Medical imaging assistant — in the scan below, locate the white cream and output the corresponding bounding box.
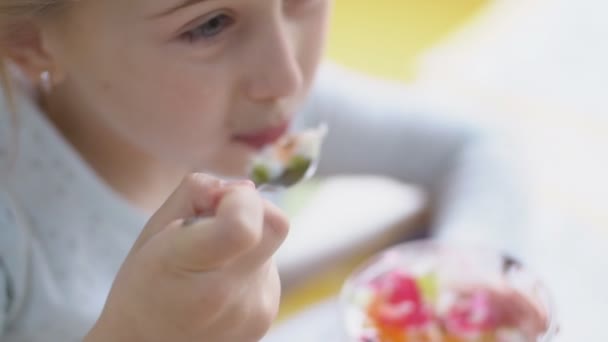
[294,123,329,159]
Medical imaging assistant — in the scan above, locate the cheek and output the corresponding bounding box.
[54,7,235,165]
[79,54,231,162]
[128,77,229,155]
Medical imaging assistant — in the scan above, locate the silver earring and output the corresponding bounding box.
[40,71,52,92]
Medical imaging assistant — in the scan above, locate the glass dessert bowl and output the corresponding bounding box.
[339,240,558,342]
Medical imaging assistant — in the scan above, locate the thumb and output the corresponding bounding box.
[166,184,264,270]
[133,173,224,251]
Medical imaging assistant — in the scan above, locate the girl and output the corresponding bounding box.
[0,0,526,341]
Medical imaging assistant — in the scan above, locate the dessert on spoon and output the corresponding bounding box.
[248,123,328,191]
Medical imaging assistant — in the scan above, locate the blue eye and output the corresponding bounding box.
[184,13,234,42]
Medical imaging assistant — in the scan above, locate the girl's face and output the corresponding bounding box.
[43,0,330,175]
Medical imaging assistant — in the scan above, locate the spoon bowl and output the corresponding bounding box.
[249,123,327,191]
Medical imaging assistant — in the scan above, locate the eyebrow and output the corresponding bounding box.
[151,0,215,18]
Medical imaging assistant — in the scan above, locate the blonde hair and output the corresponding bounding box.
[0,1,67,99]
[0,1,67,178]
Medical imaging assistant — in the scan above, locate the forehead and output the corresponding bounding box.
[73,0,257,23]
[65,0,185,19]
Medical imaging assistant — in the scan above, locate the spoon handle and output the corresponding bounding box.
[257,184,283,193]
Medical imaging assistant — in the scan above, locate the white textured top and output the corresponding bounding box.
[0,62,528,341]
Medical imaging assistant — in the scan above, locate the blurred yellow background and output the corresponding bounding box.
[326,0,489,81]
[275,2,608,339]
[279,0,490,320]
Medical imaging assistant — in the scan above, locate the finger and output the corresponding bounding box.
[232,200,290,272]
[134,173,225,250]
[169,185,265,270]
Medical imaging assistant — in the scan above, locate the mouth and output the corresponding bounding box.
[232,121,291,150]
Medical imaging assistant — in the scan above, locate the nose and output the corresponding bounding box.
[243,18,304,103]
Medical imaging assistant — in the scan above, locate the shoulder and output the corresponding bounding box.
[0,81,15,177]
[0,191,27,278]
[0,190,30,326]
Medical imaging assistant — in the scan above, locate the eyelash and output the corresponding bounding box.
[182,12,235,43]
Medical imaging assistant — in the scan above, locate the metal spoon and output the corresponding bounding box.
[249,123,327,192]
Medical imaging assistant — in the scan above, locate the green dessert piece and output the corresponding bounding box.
[250,164,271,187]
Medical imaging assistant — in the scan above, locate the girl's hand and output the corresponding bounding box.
[85,173,289,342]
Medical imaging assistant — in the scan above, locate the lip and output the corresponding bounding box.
[233,121,290,150]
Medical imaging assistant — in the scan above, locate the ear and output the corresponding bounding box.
[3,21,66,86]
